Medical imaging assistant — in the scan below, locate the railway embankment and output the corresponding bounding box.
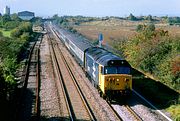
[70,22,180,120]
[0,21,42,121]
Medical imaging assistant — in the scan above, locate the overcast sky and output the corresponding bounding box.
[0,0,180,17]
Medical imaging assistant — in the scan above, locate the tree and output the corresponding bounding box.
[52,14,59,19]
[136,24,155,33]
[11,13,21,22]
[124,25,180,91]
[30,17,43,26]
[20,32,30,40]
[2,14,11,25]
[0,31,3,37]
[0,66,6,99]
[128,13,137,21]
[19,22,32,32]
[11,28,22,38]
[4,21,20,30]
[11,22,32,39]
[146,15,153,21]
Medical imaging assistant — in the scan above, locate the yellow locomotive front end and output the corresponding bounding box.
[98,63,132,100]
[100,74,132,97]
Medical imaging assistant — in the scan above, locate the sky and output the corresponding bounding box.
[0,0,180,17]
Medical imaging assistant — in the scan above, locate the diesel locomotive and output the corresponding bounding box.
[50,24,132,101]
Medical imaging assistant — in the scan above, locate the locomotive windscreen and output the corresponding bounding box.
[107,60,130,66]
[104,66,130,74]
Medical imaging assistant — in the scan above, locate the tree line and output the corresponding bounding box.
[122,24,180,91]
[0,14,35,100]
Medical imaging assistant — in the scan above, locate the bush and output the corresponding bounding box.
[0,31,3,36]
[123,27,180,92]
[0,20,33,101]
[2,57,17,85]
[20,32,30,41]
[4,21,20,30]
[11,28,22,38]
[136,24,144,32]
[11,22,32,39]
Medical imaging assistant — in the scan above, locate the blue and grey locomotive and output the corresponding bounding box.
[51,24,132,101]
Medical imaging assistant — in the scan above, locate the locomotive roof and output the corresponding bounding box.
[55,26,93,51]
[85,47,129,66]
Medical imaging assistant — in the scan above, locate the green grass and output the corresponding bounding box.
[167,104,180,121]
[0,29,11,37]
[132,68,180,120]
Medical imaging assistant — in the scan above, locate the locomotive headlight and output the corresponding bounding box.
[111,61,114,64]
[117,79,119,81]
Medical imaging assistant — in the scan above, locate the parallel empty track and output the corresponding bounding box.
[16,39,41,121]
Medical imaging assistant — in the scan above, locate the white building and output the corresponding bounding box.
[4,6,10,15]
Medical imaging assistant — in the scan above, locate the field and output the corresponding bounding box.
[73,19,180,46]
[74,19,137,45]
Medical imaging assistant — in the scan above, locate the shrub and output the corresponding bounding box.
[123,27,179,91]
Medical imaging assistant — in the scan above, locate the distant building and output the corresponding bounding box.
[18,11,35,20]
[4,6,10,15]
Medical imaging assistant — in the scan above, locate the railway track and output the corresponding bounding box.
[28,40,41,120]
[111,103,143,121]
[106,102,123,121]
[110,100,142,121]
[15,38,42,121]
[132,89,172,121]
[34,42,41,120]
[112,90,172,121]
[47,29,96,121]
[125,105,143,121]
[51,26,125,121]
[47,32,71,119]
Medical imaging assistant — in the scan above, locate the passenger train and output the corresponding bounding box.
[49,23,132,101]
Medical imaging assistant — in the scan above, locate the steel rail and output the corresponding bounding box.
[50,27,96,121]
[14,42,37,121]
[47,32,74,120]
[107,102,123,121]
[34,47,40,120]
[125,105,143,121]
[53,27,124,121]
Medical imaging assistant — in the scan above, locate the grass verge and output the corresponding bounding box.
[0,29,11,37]
[132,68,180,120]
[167,105,180,121]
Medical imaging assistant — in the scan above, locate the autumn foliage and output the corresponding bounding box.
[124,24,180,91]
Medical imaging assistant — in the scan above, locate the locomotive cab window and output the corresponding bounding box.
[105,67,117,74]
[104,66,130,74]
